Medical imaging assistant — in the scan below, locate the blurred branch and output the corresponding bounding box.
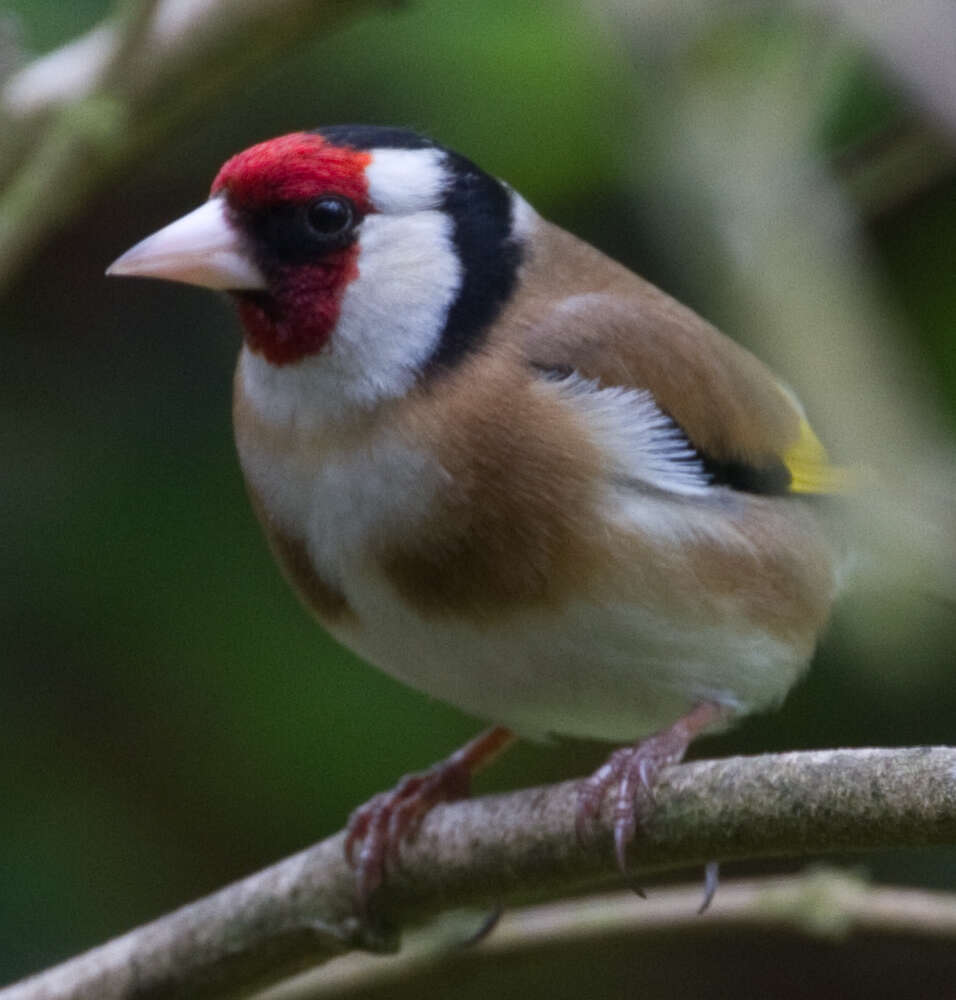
[260,870,956,999]
[99,0,167,91]
[0,13,25,84]
[813,0,956,139]
[0,0,383,292]
[835,119,956,221]
[2,747,955,1000]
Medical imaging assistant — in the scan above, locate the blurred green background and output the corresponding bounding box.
[1,0,954,991]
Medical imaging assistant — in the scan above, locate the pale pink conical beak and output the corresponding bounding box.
[106,197,267,291]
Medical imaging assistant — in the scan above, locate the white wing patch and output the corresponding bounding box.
[542,371,711,497]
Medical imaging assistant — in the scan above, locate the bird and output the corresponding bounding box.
[107,125,849,908]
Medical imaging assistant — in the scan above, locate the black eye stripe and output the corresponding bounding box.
[241,196,360,268]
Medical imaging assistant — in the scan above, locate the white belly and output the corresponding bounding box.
[326,569,804,743]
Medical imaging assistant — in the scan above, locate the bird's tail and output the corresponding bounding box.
[848,458,954,601]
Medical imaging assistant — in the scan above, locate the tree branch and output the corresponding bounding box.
[0,0,382,292]
[2,747,954,1000]
[261,871,956,1000]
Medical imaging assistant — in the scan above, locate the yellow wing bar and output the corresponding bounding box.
[783,417,853,495]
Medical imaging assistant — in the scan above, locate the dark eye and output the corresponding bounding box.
[306,196,354,237]
[243,195,359,266]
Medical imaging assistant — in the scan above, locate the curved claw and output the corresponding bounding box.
[575,702,724,887]
[457,906,504,949]
[343,727,516,912]
[697,861,720,914]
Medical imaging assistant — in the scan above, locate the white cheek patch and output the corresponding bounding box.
[365,148,449,214]
[330,210,462,402]
[240,209,462,428]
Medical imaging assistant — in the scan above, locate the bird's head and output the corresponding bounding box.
[109,127,526,391]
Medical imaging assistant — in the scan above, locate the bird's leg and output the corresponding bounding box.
[576,702,724,879]
[345,725,516,909]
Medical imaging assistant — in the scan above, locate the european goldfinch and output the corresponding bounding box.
[108,126,848,904]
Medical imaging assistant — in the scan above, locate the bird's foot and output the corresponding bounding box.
[575,702,723,886]
[344,726,515,911]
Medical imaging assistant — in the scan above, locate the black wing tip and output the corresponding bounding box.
[701,456,793,495]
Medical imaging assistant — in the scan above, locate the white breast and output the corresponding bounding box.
[236,350,449,593]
